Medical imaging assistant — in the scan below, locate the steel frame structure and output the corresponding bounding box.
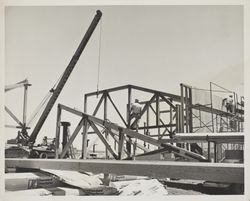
[54,103,208,162]
[5,79,31,142]
[54,84,244,163]
[84,84,183,156]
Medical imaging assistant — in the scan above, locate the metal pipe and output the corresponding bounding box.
[209,82,214,132]
[180,84,184,133]
[126,86,132,157]
[104,92,108,159]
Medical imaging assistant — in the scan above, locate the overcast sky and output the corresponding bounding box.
[5,5,243,149]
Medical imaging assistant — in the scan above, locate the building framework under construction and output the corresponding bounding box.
[4,9,245,195]
[54,83,244,163]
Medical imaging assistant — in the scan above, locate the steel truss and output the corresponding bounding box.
[55,104,208,162]
[55,84,244,163]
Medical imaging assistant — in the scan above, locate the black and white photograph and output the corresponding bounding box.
[1,2,248,199]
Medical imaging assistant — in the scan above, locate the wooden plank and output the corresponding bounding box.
[5,159,244,184]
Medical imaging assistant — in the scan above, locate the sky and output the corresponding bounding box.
[4,5,243,150]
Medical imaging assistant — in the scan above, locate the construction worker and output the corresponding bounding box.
[223,95,234,113]
[129,99,142,159]
[130,99,142,129]
[41,136,48,146]
[227,95,234,113]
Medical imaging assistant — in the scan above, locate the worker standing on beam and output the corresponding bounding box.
[130,99,142,130]
[222,95,234,113]
[130,99,142,160]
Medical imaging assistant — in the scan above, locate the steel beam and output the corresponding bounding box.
[5,159,244,184]
[85,84,181,102]
[159,94,176,110]
[89,121,118,159]
[108,129,149,153]
[126,86,132,157]
[60,118,84,158]
[131,94,156,128]
[55,105,62,158]
[57,104,207,162]
[81,120,88,159]
[131,85,181,102]
[159,133,244,144]
[5,106,23,127]
[107,93,127,127]
[138,124,176,130]
[85,85,130,97]
[192,104,243,121]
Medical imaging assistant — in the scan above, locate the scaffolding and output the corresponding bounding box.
[181,82,244,162]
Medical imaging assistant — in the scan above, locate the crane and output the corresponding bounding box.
[6,10,102,153]
[26,10,102,145]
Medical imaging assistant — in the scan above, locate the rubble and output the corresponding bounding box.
[112,179,168,196]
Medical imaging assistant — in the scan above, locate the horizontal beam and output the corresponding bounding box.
[85,84,181,102]
[6,159,244,184]
[130,85,181,102]
[159,133,244,144]
[85,85,130,97]
[192,104,244,121]
[137,124,176,130]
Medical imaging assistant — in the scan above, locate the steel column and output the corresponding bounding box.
[55,104,62,158]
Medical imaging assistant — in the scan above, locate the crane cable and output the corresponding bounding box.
[27,72,64,126]
[27,91,52,126]
[96,18,102,97]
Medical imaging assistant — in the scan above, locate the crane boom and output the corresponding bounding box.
[28,10,102,144]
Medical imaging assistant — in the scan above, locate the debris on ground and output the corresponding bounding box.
[6,187,87,196]
[111,179,168,196]
[41,169,118,195]
[5,172,60,191]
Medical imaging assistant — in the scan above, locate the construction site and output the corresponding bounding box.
[4,8,244,196]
